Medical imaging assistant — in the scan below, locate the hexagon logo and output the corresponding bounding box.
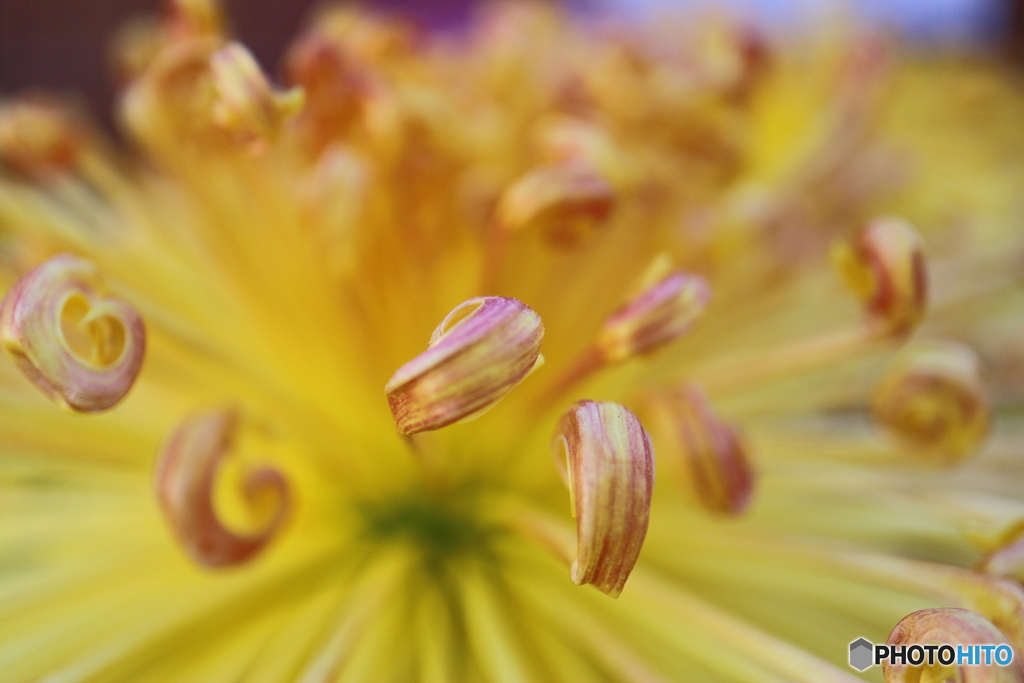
[849,637,874,671]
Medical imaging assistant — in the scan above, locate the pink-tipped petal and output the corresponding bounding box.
[497,160,616,248]
[834,217,927,336]
[386,297,544,435]
[651,384,754,515]
[0,254,146,412]
[209,42,305,151]
[554,400,654,597]
[885,608,1023,683]
[156,407,290,568]
[598,258,711,363]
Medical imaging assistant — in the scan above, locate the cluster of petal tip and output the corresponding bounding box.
[156,407,291,567]
[384,293,669,597]
[208,42,305,152]
[873,341,990,464]
[119,1,302,154]
[0,254,146,412]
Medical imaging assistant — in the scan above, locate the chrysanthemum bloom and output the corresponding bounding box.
[1,1,1024,681]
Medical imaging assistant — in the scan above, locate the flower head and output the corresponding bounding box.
[1,2,1023,681]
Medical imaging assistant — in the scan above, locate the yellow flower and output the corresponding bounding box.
[1,1,1023,681]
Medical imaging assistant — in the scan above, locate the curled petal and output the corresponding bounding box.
[209,42,305,152]
[497,161,616,248]
[0,254,146,412]
[938,571,1024,655]
[156,407,290,568]
[0,97,86,179]
[598,255,711,363]
[873,341,990,464]
[385,297,544,435]
[885,608,1023,683]
[650,384,754,515]
[554,401,654,597]
[833,217,927,336]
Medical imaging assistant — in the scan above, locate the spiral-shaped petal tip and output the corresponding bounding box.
[873,341,990,464]
[0,254,146,412]
[156,407,291,568]
[885,608,1023,683]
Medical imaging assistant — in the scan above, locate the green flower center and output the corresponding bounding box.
[360,488,500,570]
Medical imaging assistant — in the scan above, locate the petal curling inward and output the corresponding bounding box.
[833,217,927,336]
[156,407,291,568]
[497,161,616,248]
[554,401,654,598]
[0,254,146,412]
[651,384,754,515]
[209,42,305,151]
[884,608,1024,683]
[385,297,544,435]
[598,256,711,363]
[873,341,990,464]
